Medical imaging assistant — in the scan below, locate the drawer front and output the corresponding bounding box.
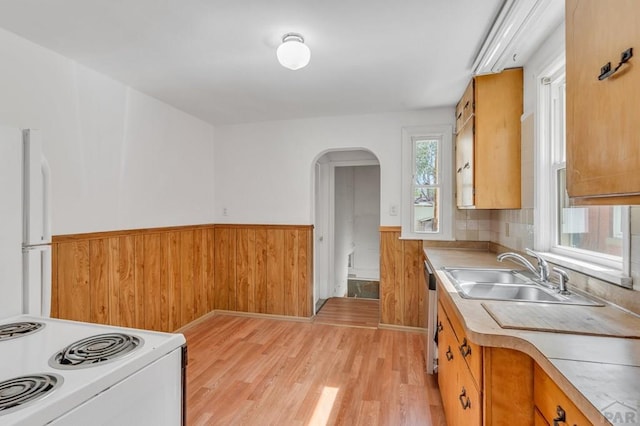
[534,364,590,425]
[438,292,483,387]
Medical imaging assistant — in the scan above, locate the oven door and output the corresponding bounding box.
[49,347,183,425]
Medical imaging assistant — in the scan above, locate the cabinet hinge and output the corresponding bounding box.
[541,77,551,85]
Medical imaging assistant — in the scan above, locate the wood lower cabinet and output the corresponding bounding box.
[566,0,640,204]
[437,300,482,426]
[436,289,593,426]
[437,286,540,426]
[534,364,590,426]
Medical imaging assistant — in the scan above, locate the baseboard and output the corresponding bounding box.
[212,310,313,323]
[175,310,218,333]
[378,323,427,333]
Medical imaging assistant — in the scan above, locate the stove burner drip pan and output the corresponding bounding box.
[0,374,63,416]
[0,322,44,341]
[50,333,143,369]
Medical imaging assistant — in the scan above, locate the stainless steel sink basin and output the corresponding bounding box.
[457,282,560,302]
[442,267,603,306]
[444,268,530,284]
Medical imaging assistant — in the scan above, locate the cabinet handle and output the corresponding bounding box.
[458,387,471,410]
[445,346,454,361]
[464,101,470,110]
[459,338,472,358]
[457,112,462,120]
[437,321,443,333]
[463,162,470,170]
[456,167,462,173]
[598,48,633,81]
[553,405,566,426]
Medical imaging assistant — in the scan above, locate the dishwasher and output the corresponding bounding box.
[424,260,438,374]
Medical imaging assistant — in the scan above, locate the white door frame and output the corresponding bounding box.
[313,154,380,313]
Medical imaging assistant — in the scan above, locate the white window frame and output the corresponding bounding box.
[535,55,632,287]
[401,125,454,240]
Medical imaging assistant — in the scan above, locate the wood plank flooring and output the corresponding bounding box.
[313,297,380,329]
[183,314,446,425]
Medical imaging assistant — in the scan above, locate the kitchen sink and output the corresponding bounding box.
[442,267,603,306]
[457,282,560,302]
[444,268,530,284]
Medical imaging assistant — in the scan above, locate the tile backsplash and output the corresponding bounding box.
[454,209,491,241]
[455,208,534,253]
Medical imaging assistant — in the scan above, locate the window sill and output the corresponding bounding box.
[538,252,633,289]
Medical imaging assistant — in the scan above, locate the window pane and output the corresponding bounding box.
[414,139,439,186]
[557,169,623,256]
[414,187,439,233]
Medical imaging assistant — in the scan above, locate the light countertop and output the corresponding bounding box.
[425,246,640,425]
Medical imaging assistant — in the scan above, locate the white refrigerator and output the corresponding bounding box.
[0,125,51,318]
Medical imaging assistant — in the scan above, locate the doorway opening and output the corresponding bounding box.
[313,150,381,319]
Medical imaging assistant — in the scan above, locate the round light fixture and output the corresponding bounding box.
[276,33,311,70]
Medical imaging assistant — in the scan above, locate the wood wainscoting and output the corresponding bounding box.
[51,224,313,332]
[379,227,426,328]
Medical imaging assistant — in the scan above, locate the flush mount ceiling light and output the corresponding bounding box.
[277,33,311,70]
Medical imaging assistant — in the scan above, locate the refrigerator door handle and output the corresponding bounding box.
[23,243,51,251]
[41,154,52,243]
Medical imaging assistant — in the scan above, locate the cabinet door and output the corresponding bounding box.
[437,302,456,422]
[456,120,474,208]
[566,0,640,203]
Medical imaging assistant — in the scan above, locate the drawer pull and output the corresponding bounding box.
[445,346,454,361]
[459,338,472,358]
[456,167,462,173]
[437,321,443,333]
[553,405,566,426]
[463,161,471,170]
[458,387,471,410]
[464,101,470,110]
[597,47,633,81]
[457,112,462,120]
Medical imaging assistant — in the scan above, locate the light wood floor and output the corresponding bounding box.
[183,313,446,425]
[313,297,380,329]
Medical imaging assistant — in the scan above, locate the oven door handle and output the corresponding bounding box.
[424,260,436,291]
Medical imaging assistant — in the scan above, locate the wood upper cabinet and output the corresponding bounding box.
[455,68,523,209]
[566,0,640,204]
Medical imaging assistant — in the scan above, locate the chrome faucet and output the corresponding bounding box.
[497,248,550,282]
[524,248,550,282]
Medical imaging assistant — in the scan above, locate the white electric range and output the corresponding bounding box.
[0,315,186,425]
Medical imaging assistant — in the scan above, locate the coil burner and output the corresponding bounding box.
[0,374,62,416]
[49,333,143,369]
[0,322,44,342]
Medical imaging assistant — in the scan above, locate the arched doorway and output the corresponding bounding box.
[312,149,381,317]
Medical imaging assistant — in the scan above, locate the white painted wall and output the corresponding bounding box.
[214,108,454,225]
[0,27,215,235]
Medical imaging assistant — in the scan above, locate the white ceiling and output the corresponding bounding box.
[0,0,512,125]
